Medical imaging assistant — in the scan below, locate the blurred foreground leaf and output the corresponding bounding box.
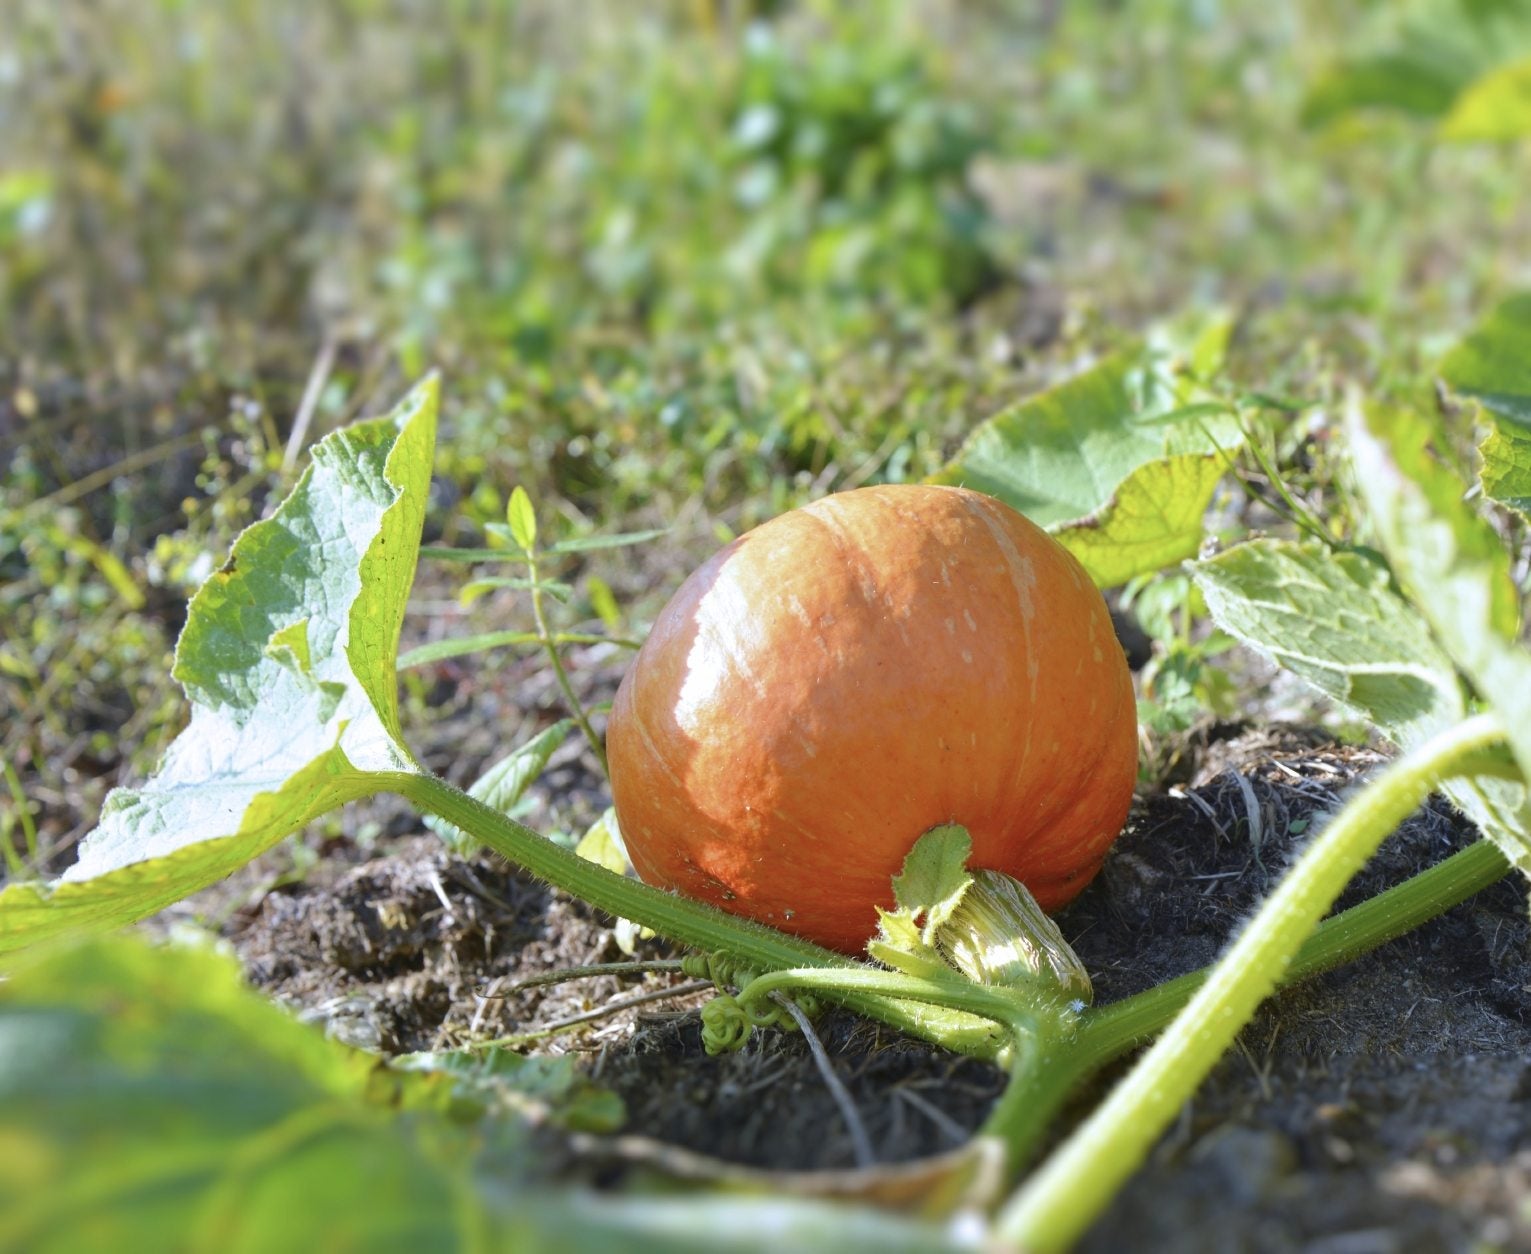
[1441,55,1531,139]
[0,380,439,955]
[0,936,975,1253]
[0,936,483,1252]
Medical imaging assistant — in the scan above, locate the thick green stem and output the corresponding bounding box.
[996,713,1509,1252]
[736,965,1038,1038]
[973,837,1513,1176]
[389,772,1005,1059]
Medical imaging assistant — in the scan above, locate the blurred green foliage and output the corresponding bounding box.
[3,0,1530,869]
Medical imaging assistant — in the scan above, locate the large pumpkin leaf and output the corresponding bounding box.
[1344,401,1531,873]
[1476,423,1531,519]
[1440,292,1531,518]
[1441,291,1531,423]
[0,936,482,1253]
[0,378,438,955]
[931,348,1243,588]
[1190,538,1531,860]
[1441,54,1531,138]
[1192,541,1466,746]
[0,936,972,1253]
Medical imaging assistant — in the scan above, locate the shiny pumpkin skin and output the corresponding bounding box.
[607,483,1137,955]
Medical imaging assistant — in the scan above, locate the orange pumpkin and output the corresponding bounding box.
[607,484,1137,955]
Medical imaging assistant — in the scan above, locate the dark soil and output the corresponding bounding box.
[197,722,1531,1251]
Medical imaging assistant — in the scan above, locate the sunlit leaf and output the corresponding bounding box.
[1192,541,1465,745]
[1346,402,1531,872]
[587,576,622,630]
[1192,535,1531,873]
[932,349,1241,588]
[1440,291,1531,517]
[507,485,538,551]
[575,807,632,877]
[0,379,438,956]
[1441,55,1531,139]
[1054,453,1231,590]
[1478,422,1531,519]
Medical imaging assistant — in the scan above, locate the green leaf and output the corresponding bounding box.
[1441,55,1531,139]
[507,485,538,552]
[460,575,573,605]
[1192,541,1466,746]
[393,1047,626,1133]
[426,720,573,854]
[398,630,628,669]
[890,824,974,943]
[0,935,488,1252]
[1440,291,1531,425]
[932,349,1242,588]
[1345,402,1531,875]
[1055,453,1232,590]
[864,826,976,972]
[1301,51,1470,127]
[575,809,654,954]
[0,937,969,1253]
[575,806,633,876]
[547,528,668,554]
[1479,421,1531,518]
[1192,533,1531,875]
[1440,292,1531,516]
[0,379,438,956]
[587,575,622,631]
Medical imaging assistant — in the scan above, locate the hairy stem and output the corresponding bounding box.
[391,772,1005,1059]
[997,713,1509,1252]
[736,965,1038,1038]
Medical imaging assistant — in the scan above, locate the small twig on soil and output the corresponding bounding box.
[1172,785,1230,842]
[894,1084,970,1146]
[770,991,875,1170]
[425,868,457,923]
[449,863,515,913]
[283,335,338,473]
[499,959,688,995]
[470,976,507,1035]
[1232,772,1265,853]
[483,979,714,1047]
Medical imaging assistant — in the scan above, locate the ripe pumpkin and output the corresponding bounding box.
[607,484,1137,955]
